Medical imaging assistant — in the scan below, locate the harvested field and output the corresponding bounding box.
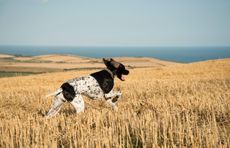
[0,58,229,147]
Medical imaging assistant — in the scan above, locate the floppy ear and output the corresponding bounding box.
[103,58,111,62]
[110,59,120,68]
[103,58,112,67]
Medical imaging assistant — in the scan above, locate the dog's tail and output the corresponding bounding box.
[46,88,62,98]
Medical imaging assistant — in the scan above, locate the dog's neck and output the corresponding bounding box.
[104,68,114,78]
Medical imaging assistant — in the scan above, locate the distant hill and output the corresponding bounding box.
[0,54,179,73]
[0,54,15,58]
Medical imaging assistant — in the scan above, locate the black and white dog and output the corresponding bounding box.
[46,58,129,118]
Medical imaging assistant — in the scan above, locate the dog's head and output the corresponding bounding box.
[103,58,129,81]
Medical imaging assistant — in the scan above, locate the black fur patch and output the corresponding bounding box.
[116,64,129,80]
[112,96,119,103]
[90,70,114,93]
[61,82,76,102]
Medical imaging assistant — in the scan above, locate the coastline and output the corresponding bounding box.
[0,46,230,63]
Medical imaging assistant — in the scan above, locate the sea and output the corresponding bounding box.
[0,46,229,63]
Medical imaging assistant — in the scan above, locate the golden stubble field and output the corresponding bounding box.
[0,59,229,147]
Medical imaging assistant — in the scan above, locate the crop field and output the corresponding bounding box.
[0,59,229,147]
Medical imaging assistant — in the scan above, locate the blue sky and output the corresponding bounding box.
[0,0,230,46]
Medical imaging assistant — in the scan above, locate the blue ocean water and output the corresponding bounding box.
[0,46,229,63]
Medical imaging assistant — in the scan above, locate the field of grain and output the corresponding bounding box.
[0,59,229,147]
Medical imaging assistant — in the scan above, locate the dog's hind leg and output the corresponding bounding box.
[70,94,85,113]
[45,94,65,118]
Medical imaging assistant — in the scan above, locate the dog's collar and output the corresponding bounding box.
[104,68,114,78]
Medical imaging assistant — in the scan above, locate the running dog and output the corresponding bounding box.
[45,58,129,118]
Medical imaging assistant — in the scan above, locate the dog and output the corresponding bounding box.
[45,58,129,118]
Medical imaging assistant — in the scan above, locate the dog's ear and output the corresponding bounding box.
[103,58,112,67]
[110,59,120,68]
[103,58,111,62]
[103,58,120,68]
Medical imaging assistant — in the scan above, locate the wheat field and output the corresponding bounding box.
[0,59,229,147]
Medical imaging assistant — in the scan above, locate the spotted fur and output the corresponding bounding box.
[46,58,129,118]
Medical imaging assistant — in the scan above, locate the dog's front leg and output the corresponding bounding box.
[70,94,85,113]
[104,90,122,111]
[46,94,65,118]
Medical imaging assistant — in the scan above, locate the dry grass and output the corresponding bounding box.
[0,54,14,58]
[0,59,229,147]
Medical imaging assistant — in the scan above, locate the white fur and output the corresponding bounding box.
[46,75,122,117]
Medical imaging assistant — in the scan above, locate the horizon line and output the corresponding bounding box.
[0,44,230,48]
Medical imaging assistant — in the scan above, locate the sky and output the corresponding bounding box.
[0,0,230,47]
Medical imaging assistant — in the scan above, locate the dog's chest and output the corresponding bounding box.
[67,76,104,99]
